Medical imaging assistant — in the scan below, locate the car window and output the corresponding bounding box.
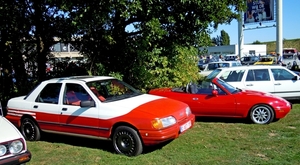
[64,83,91,106]
[246,69,270,81]
[271,69,295,81]
[36,83,62,104]
[220,69,245,82]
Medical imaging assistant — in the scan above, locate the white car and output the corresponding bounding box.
[0,102,31,164]
[199,61,242,77]
[5,76,194,156]
[206,65,300,100]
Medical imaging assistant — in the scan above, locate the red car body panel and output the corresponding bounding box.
[149,78,291,120]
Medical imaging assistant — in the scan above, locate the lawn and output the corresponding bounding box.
[27,104,300,165]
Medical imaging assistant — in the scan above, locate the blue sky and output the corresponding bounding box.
[211,0,300,44]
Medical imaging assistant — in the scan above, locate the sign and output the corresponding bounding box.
[244,0,275,24]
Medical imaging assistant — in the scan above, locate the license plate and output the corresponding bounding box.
[180,120,191,133]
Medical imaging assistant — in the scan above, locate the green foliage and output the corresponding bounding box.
[130,45,200,91]
[220,30,230,45]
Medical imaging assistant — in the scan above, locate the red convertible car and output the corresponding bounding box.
[149,78,291,124]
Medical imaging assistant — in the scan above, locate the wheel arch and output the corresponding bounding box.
[247,103,276,118]
[110,122,143,144]
[20,114,41,130]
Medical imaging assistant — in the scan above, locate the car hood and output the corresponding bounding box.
[101,93,189,119]
[0,117,22,142]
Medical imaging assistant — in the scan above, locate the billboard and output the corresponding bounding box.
[244,0,275,24]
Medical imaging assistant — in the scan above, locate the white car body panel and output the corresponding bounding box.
[207,65,300,99]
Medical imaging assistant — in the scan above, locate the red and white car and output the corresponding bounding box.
[0,102,31,164]
[6,76,194,156]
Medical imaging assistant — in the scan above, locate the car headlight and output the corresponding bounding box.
[186,107,192,116]
[0,145,7,156]
[9,140,23,154]
[151,116,177,129]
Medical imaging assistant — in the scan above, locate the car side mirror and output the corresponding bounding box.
[212,89,218,96]
[80,100,95,107]
[292,76,298,81]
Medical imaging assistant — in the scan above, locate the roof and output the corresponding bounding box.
[216,65,284,71]
[46,76,115,83]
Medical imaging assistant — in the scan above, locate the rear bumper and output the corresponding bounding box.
[0,150,31,165]
[140,114,195,146]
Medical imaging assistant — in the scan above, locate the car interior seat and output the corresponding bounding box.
[66,91,81,106]
[188,83,198,94]
[90,87,106,101]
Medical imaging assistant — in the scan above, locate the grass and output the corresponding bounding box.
[263,38,300,53]
[27,104,300,165]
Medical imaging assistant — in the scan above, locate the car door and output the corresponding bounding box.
[271,68,300,98]
[242,69,274,93]
[34,83,62,132]
[59,83,100,137]
[180,84,236,117]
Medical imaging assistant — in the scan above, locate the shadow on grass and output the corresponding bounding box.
[40,132,115,153]
[39,132,173,156]
[195,116,251,124]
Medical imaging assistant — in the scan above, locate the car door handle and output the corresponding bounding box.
[33,105,38,108]
[62,108,68,111]
[246,84,253,86]
[192,98,198,100]
[274,83,281,85]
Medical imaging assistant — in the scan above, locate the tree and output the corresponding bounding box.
[220,30,230,45]
[0,0,247,103]
[252,40,262,44]
[67,0,246,89]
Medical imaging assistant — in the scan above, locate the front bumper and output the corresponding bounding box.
[0,150,31,165]
[139,114,195,146]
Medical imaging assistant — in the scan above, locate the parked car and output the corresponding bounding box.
[197,59,208,71]
[199,61,242,77]
[5,76,195,156]
[206,65,300,100]
[254,56,277,65]
[224,54,239,61]
[241,56,259,65]
[149,78,291,124]
[0,102,31,164]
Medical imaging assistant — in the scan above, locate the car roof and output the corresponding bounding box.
[208,61,239,64]
[45,76,115,83]
[216,65,286,71]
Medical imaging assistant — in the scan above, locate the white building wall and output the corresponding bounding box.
[200,44,266,57]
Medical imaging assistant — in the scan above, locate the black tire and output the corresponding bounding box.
[20,117,41,141]
[250,105,274,124]
[112,126,143,156]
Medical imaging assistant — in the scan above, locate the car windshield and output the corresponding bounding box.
[206,69,222,79]
[199,78,238,94]
[0,102,3,116]
[215,78,239,94]
[86,79,142,102]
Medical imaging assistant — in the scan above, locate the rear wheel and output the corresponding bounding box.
[20,117,41,141]
[250,105,274,124]
[112,126,143,156]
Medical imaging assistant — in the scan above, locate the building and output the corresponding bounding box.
[199,44,267,57]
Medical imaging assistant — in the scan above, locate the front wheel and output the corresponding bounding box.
[20,117,41,141]
[250,105,274,124]
[112,126,143,156]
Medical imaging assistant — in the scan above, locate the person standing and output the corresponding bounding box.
[218,54,223,62]
[277,53,283,66]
